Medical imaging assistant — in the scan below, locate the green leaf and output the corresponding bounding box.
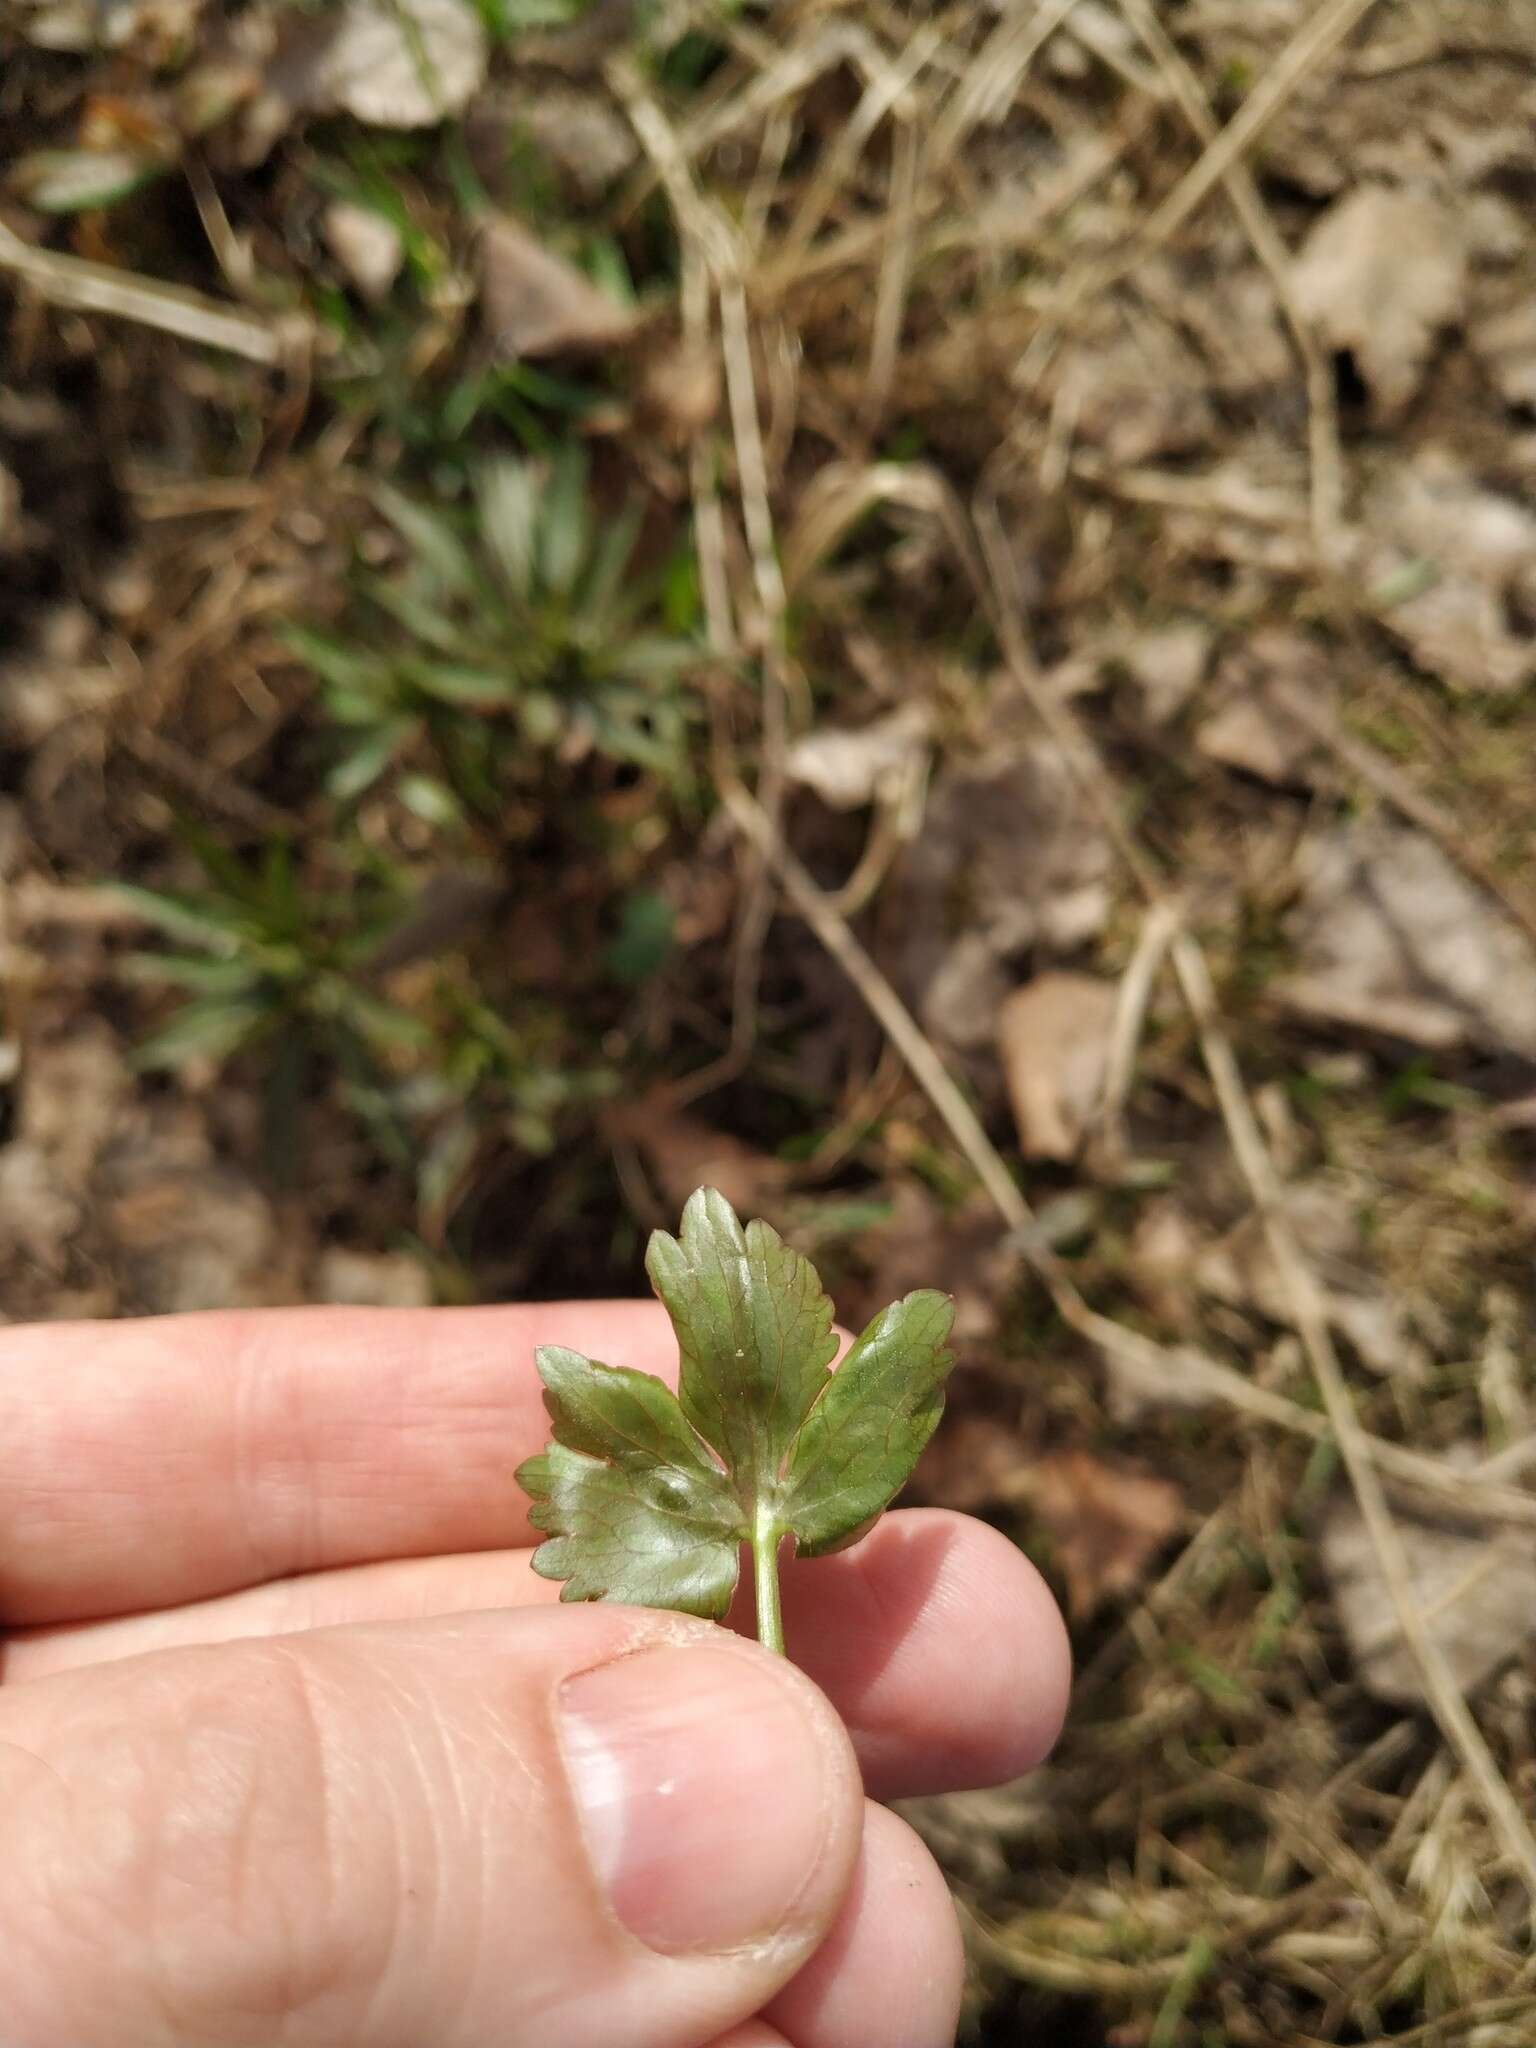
[283,624,387,697]
[476,457,540,598]
[778,1289,955,1556]
[520,1346,744,1616]
[375,485,480,599]
[648,1188,839,1516]
[121,952,259,997]
[516,1187,956,1635]
[413,661,519,708]
[132,995,270,1070]
[537,446,590,597]
[328,720,414,802]
[110,883,247,949]
[339,988,433,1051]
[579,498,643,620]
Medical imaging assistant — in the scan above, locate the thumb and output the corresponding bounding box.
[0,1606,863,2048]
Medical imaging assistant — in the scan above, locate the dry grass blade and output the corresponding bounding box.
[1134,0,1386,259]
[0,221,300,366]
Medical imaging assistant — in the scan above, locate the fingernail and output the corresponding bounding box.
[559,1643,839,1953]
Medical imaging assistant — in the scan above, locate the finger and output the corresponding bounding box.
[0,1605,863,2048]
[764,1804,964,2048]
[0,1301,678,1624]
[780,1509,1071,1796]
[3,1511,1070,1799]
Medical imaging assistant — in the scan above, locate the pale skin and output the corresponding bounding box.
[0,1300,1071,2048]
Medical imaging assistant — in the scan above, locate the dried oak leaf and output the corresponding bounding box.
[517,1188,955,1618]
[1030,1449,1184,1620]
[1290,186,1465,420]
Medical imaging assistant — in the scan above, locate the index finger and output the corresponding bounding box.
[0,1302,677,1626]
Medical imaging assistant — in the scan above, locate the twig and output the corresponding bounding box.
[0,220,301,366]
[121,730,297,835]
[775,20,943,275]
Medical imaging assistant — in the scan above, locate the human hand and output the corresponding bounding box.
[0,1301,1069,2048]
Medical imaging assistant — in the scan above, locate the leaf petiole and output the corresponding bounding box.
[752,1509,786,1657]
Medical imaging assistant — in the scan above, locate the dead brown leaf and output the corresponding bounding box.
[1474,298,1536,414]
[1290,186,1464,420]
[1361,453,1536,694]
[102,1133,288,1314]
[491,84,637,198]
[1118,621,1211,726]
[898,741,1113,1051]
[306,0,486,127]
[1194,629,1333,788]
[855,1181,1015,1344]
[786,704,932,811]
[1197,1180,1430,1382]
[316,1247,433,1307]
[1030,1449,1186,1620]
[996,971,1119,1163]
[1277,817,1536,1057]
[322,200,404,303]
[480,214,638,360]
[603,1093,793,1221]
[912,1411,1036,1514]
[638,340,722,445]
[1321,1474,1536,1707]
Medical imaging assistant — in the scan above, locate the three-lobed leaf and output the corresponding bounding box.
[516,1187,954,1625]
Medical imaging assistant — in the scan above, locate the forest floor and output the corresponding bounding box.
[5,1,1536,2040]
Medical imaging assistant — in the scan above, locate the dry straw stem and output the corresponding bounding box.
[613,55,795,1067]
[0,219,300,366]
[1132,0,1386,261]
